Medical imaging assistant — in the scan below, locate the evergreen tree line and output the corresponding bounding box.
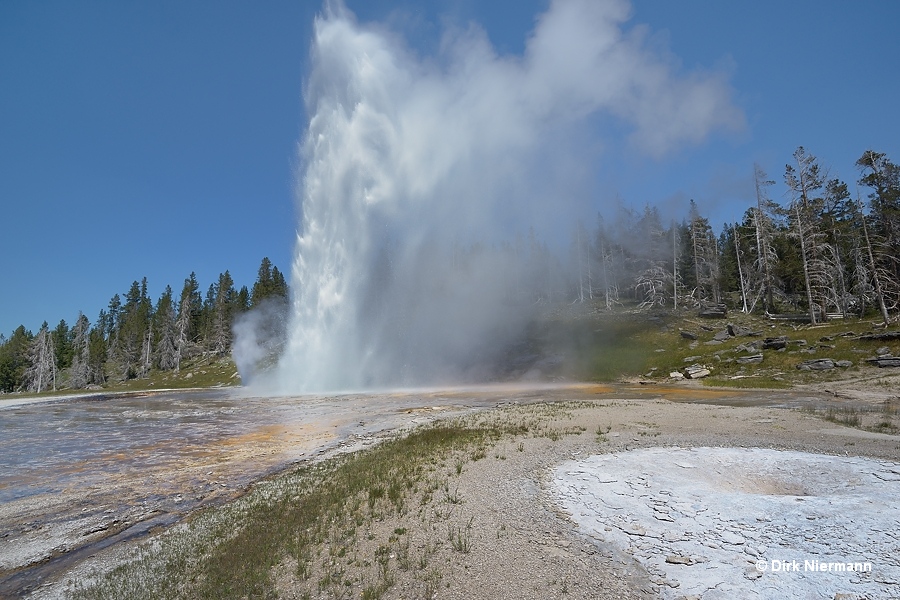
[421,146,897,324]
[0,258,288,393]
[565,148,900,323]
[432,147,899,326]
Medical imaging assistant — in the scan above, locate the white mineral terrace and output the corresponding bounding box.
[552,447,900,600]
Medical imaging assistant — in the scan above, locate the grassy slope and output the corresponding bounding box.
[539,302,899,389]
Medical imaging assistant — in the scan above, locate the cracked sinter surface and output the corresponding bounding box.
[552,447,900,600]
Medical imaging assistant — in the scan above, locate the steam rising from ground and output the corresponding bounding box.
[243,0,742,392]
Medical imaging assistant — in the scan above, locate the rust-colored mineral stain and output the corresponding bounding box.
[639,386,748,400]
[570,383,615,394]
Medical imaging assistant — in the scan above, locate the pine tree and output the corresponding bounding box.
[88,319,107,385]
[53,319,73,371]
[174,274,199,372]
[69,313,92,388]
[236,286,251,313]
[154,286,178,371]
[0,326,32,392]
[251,257,275,306]
[113,280,153,379]
[251,257,289,306]
[687,200,720,305]
[212,271,236,354]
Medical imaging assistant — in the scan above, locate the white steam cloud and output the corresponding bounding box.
[248,0,742,392]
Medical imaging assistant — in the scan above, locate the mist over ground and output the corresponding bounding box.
[235,0,743,393]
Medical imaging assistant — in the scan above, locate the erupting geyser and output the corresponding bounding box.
[238,0,742,392]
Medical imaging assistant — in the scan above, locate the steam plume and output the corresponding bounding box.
[253,0,742,392]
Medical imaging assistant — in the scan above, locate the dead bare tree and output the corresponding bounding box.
[784,147,827,324]
[24,323,56,392]
[752,164,780,312]
[688,200,719,305]
[857,190,891,326]
[69,313,91,389]
[174,293,191,372]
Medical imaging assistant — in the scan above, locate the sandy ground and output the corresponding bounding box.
[8,378,900,600]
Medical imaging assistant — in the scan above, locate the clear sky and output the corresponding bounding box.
[1,0,898,337]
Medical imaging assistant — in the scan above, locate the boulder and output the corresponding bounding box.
[713,330,731,342]
[726,323,754,337]
[698,304,728,319]
[736,354,763,365]
[796,358,835,371]
[762,336,788,350]
[867,357,900,368]
[683,364,711,379]
[858,331,900,342]
[680,330,698,340]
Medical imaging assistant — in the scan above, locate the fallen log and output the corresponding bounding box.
[858,331,900,342]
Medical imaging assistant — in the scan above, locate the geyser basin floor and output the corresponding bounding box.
[5,384,900,598]
[553,447,900,600]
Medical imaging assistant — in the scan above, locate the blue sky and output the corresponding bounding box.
[1,0,898,337]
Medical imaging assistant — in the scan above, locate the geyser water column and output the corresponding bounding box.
[270,0,743,393]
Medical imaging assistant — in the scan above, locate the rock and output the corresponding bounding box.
[796,358,835,371]
[858,331,900,341]
[727,323,752,337]
[762,336,788,350]
[736,353,763,365]
[713,330,731,342]
[699,304,728,319]
[669,371,685,380]
[683,365,711,379]
[835,360,853,368]
[867,357,900,368]
[876,346,891,356]
[720,531,745,545]
[665,555,694,565]
[680,330,698,340]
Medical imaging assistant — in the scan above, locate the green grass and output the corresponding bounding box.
[533,307,667,381]
[525,302,893,387]
[702,377,792,389]
[801,400,900,435]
